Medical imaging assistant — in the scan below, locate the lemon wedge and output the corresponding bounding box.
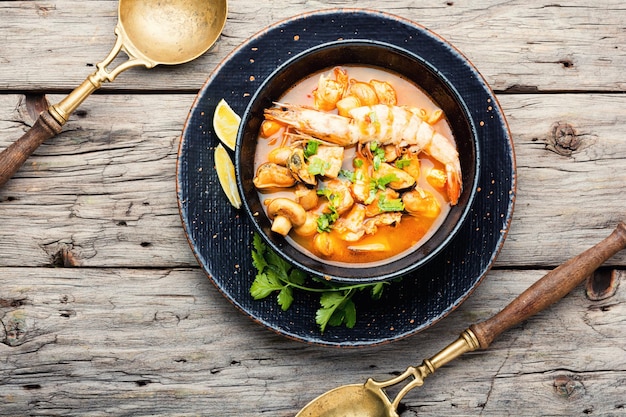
[213,99,241,151]
[214,144,242,209]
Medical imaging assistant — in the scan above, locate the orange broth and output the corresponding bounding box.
[254,66,453,266]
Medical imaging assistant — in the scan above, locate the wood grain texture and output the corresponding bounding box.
[1,268,624,416]
[1,0,625,416]
[0,1,625,92]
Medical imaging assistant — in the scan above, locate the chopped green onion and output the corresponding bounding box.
[378,195,405,212]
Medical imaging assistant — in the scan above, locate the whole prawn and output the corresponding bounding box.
[264,103,462,205]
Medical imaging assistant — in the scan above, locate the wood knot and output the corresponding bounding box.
[0,297,28,308]
[51,246,81,267]
[546,122,583,156]
[553,375,585,400]
[43,243,82,267]
[2,310,29,347]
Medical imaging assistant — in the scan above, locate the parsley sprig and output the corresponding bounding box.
[316,188,341,232]
[249,233,388,332]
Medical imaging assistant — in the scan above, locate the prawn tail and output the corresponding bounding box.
[445,162,462,206]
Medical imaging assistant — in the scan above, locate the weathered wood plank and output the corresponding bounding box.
[1,93,624,268]
[2,2,624,416]
[1,268,624,416]
[0,0,625,92]
[0,93,196,267]
[498,93,626,265]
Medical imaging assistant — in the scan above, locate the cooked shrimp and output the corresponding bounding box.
[265,104,359,145]
[345,81,379,106]
[369,79,397,105]
[264,103,462,204]
[322,179,354,215]
[333,204,367,242]
[417,129,462,205]
[351,161,373,204]
[313,146,344,178]
[313,67,348,111]
[373,162,416,190]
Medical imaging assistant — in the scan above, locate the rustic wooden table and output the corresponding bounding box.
[1,1,625,416]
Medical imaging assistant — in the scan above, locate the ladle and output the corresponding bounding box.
[0,0,228,188]
[296,222,626,417]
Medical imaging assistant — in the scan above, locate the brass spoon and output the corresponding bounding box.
[0,0,227,188]
[296,222,626,417]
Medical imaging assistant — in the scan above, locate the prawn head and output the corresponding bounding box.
[264,103,358,146]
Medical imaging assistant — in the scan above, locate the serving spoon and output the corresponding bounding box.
[296,222,626,417]
[0,0,227,188]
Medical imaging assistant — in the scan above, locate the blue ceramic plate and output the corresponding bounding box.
[177,9,515,347]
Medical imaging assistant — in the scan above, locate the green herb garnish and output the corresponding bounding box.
[364,190,377,205]
[395,156,412,169]
[372,173,398,191]
[369,142,386,171]
[303,140,320,158]
[307,156,331,176]
[250,233,389,332]
[316,212,337,233]
[377,195,405,212]
[316,188,341,232]
[339,169,355,182]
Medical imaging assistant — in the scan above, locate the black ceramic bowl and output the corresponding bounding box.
[235,40,480,284]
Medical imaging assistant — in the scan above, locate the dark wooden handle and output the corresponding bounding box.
[470,222,626,349]
[0,110,63,188]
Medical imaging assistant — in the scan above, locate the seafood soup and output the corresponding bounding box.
[252,66,462,266]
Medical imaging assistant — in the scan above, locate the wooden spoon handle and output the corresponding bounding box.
[0,109,63,188]
[470,222,626,349]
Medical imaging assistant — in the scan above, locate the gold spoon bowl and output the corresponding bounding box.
[296,222,626,417]
[0,0,227,188]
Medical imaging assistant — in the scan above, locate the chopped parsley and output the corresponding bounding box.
[364,190,377,205]
[250,233,389,332]
[372,173,398,191]
[307,157,331,176]
[316,188,340,232]
[339,169,356,182]
[316,212,338,233]
[303,140,320,158]
[378,195,405,212]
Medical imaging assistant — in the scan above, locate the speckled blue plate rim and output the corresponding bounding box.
[176,8,516,347]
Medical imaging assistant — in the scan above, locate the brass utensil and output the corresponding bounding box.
[0,0,227,188]
[296,222,626,417]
